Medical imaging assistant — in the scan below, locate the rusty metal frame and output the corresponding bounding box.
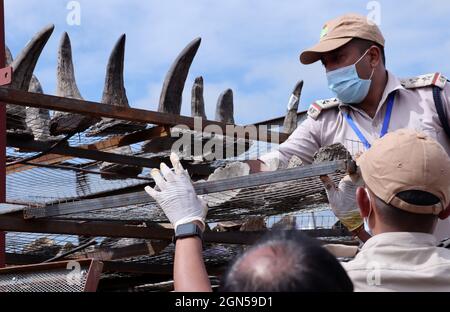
[0,0,7,268]
[0,66,11,86]
[0,259,103,292]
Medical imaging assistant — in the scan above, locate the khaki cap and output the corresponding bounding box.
[300,13,385,65]
[357,129,450,215]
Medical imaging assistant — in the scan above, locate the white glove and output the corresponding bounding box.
[145,153,208,231]
[320,174,364,232]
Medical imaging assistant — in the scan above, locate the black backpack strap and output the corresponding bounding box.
[433,86,450,139]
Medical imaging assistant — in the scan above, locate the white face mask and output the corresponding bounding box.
[364,188,374,235]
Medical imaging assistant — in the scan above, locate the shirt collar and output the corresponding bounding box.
[338,70,405,117]
[361,232,437,251]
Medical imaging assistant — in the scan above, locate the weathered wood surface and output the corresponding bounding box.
[0,88,288,144]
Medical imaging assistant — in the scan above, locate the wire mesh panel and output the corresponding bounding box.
[6,105,259,206]
[46,172,342,223]
[0,259,102,292]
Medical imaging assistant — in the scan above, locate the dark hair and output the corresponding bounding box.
[352,38,386,66]
[220,230,353,292]
[373,190,439,233]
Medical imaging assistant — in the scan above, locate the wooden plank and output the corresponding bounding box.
[0,214,175,240]
[24,160,349,219]
[7,126,169,175]
[117,126,170,147]
[81,241,168,261]
[0,88,289,143]
[8,137,168,169]
[0,203,26,215]
[6,137,121,174]
[0,213,349,244]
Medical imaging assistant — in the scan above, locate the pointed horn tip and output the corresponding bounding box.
[110,34,126,52]
[188,37,201,48]
[293,80,304,95]
[194,76,203,83]
[59,31,71,47]
[27,24,55,44]
[44,24,56,31]
[116,33,126,45]
[38,24,55,37]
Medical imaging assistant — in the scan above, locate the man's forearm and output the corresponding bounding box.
[174,236,212,292]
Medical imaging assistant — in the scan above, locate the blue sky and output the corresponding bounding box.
[5,0,450,125]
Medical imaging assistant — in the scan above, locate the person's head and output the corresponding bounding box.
[220,230,353,292]
[355,129,450,235]
[299,14,386,104]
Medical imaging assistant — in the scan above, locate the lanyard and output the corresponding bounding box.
[344,91,396,150]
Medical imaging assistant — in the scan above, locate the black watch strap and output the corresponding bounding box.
[173,223,203,243]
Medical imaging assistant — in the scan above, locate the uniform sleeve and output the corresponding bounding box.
[259,116,322,169]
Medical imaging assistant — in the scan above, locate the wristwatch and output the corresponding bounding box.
[173,223,203,243]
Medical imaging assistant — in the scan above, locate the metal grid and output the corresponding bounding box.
[4,103,355,283]
[7,165,150,205]
[6,107,158,205]
[0,258,101,292]
[4,206,347,261]
[6,105,261,206]
[48,173,342,223]
[6,232,98,257]
[0,267,88,292]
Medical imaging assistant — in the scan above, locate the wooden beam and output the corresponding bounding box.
[0,213,175,240]
[6,126,170,175]
[7,136,168,169]
[0,88,288,143]
[24,160,349,219]
[7,137,121,174]
[0,213,349,244]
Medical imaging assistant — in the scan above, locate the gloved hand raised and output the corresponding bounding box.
[145,153,208,232]
[320,172,364,232]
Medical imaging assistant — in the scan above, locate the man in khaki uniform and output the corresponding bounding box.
[247,13,450,241]
[340,129,450,291]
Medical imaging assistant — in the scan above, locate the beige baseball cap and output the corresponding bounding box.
[357,129,450,215]
[300,13,385,65]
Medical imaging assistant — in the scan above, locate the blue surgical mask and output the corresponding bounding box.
[326,49,375,104]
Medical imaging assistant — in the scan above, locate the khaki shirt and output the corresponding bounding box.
[260,71,450,240]
[342,232,450,292]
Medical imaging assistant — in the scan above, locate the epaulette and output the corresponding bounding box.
[307,98,341,120]
[400,73,448,90]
